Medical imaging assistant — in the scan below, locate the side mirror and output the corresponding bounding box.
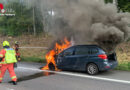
[58,53,64,57]
[64,52,72,56]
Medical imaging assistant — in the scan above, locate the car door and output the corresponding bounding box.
[56,47,76,70]
[72,46,90,70]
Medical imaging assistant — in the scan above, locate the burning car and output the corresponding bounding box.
[56,45,118,75]
[41,38,118,75]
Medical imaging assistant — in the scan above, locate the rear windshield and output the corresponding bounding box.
[75,46,98,55]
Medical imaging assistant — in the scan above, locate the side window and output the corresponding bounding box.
[63,47,74,56]
[75,47,89,55]
[88,48,98,54]
[75,47,99,55]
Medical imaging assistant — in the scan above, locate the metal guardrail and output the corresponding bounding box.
[19,47,48,49]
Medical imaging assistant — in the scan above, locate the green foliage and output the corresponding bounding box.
[121,2,130,12]
[1,0,130,36]
[104,0,130,12]
[115,62,130,71]
[21,56,46,63]
[0,1,44,36]
[117,0,130,12]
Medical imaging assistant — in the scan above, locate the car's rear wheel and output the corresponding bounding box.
[87,63,99,75]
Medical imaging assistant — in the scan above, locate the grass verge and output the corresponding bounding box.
[115,62,130,71]
[21,56,46,63]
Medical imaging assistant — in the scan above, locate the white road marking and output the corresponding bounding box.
[18,67,43,72]
[18,67,130,84]
[7,88,14,90]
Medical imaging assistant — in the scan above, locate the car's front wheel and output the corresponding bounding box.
[48,63,55,71]
[87,63,99,75]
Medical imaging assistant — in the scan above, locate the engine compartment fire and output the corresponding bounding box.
[41,37,72,71]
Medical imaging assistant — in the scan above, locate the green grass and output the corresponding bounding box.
[21,56,46,63]
[115,62,130,71]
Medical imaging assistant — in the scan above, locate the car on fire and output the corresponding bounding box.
[55,45,118,75]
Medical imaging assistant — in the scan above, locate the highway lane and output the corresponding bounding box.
[0,62,130,90]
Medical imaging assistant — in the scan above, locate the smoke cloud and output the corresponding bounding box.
[34,0,130,53]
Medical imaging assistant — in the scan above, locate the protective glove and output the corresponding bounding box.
[14,63,17,68]
[0,58,2,62]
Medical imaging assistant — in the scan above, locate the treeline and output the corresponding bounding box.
[0,0,130,36]
[117,0,130,12]
[0,0,44,36]
[105,0,130,12]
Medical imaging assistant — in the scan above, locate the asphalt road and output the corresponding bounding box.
[0,62,130,90]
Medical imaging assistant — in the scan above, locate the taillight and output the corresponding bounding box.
[98,54,107,60]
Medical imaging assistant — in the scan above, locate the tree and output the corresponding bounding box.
[0,0,44,36]
[117,0,130,12]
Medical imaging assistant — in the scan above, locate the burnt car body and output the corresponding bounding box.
[55,45,118,75]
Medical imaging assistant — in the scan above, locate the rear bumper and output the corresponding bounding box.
[99,61,118,71]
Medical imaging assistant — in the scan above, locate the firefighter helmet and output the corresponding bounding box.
[3,41,10,47]
[15,41,19,44]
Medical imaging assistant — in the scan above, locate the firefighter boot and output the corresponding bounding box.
[12,81,17,85]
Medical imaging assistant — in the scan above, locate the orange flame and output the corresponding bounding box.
[42,37,71,71]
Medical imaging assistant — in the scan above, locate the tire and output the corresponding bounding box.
[87,63,99,75]
[48,63,55,71]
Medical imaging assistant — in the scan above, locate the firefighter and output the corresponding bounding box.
[13,41,21,61]
[0,41,17,85]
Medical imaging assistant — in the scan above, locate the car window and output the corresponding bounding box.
[63,47,74,56]
[88,48,99,54]
[75,46,99,55]
[75,47,89,55]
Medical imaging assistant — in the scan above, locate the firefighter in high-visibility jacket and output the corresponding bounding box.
[0,41,17,85]
[13,41,21,61]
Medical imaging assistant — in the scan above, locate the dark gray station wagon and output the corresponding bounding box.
[55,45,118,75]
